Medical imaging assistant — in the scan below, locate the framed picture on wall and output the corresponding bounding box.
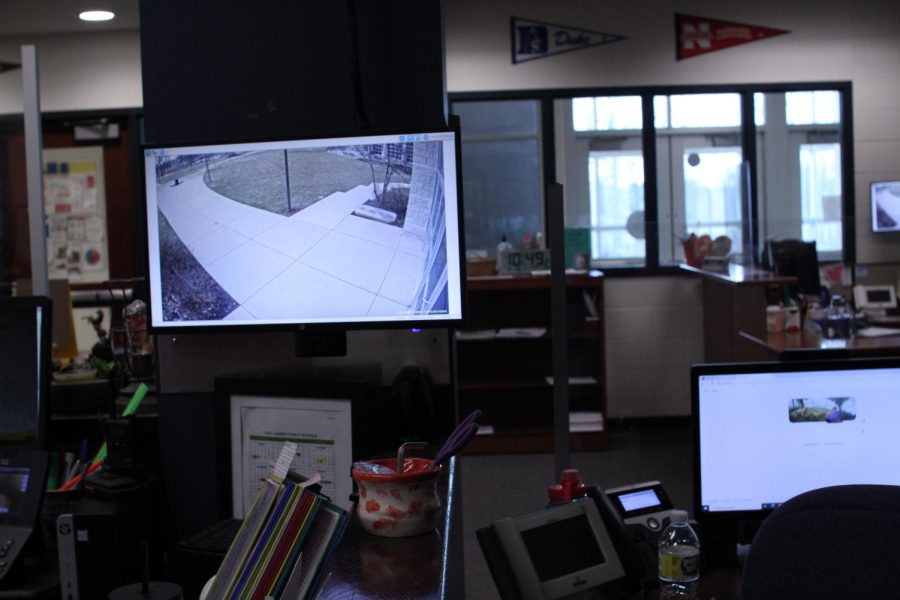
[216,375,367,515]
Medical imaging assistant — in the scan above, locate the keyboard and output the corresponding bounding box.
[177,518,242,555]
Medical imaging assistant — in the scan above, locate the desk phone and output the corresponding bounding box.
[479,481,679,598]
[601,481,677,586]
[0,449,48,585]
[853,284,898,311]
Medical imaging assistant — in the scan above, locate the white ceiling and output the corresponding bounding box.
[0,0,140,39]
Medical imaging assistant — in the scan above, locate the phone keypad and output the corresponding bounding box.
[0,537,20,579]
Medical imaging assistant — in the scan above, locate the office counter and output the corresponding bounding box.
[681,264,796,362]
[739,329,900,360]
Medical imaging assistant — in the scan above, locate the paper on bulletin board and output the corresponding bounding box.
[230,395,353,517]
[43,147,110,283]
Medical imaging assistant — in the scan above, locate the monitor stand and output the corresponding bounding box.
[295,329,347,357]
[699,522,739,568]
[701,518,764,569]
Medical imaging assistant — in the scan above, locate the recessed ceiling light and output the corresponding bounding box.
[79,10,116,22]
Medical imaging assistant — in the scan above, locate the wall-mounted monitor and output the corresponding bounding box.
[142,128,464,331]
[871,180,900,233]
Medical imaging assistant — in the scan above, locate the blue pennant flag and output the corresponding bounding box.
[511,17,626,64]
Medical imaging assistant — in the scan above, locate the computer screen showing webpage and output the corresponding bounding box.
[697,366,900,512]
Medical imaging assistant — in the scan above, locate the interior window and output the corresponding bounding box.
[452,83,851,271]
[786,91,841,125]
[668,93,742,128]
[558,97,646,266]
[758,90,843,259]
[799,142,842,251]
[588,151,645,261]
[573,96,642,131]
[453,100,543,257]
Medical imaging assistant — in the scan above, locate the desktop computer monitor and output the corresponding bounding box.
[0,296,52,448]
[764,239,821,297]
[693,358,900,528]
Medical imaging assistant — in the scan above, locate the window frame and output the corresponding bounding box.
[450,81,855,275]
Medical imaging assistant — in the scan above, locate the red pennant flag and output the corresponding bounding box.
[676,13,789,60]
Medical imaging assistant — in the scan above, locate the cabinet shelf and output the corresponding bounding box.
[458,273,606,454]
[465,427,607,455]
[466,272,603,291]
[459,377,601,392]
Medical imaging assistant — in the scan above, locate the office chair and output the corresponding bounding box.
[741,484,900,600]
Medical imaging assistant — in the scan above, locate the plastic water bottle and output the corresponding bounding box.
[495,235,513,273]
[825,295,854,339]
[658,510,700,599]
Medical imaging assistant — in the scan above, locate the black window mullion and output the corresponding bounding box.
[740,90,759,264]
[641,93,660,268]
[540,95,556,238]
[840,86,855,265]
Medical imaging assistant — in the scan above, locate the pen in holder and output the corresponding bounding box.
[352,443,442,538]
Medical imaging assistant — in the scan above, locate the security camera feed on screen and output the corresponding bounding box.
[871,180,900,233]
[143,131,463,329]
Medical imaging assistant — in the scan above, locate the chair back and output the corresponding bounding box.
[741,484,900,600]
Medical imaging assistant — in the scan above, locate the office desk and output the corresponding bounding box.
[739,329,900,360]
[317,458,463,599]
[596,567,741,599]
[180,458,462,600]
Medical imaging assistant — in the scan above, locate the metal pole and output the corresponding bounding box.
[548,183,570,478]
[22,45,48,296]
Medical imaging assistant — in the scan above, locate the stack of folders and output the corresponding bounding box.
[205,442,349,600]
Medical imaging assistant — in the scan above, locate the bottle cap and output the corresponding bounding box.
[548,484,566,503]
[670,509,689,523]
[559,469,582,484]
[559,469,586,500]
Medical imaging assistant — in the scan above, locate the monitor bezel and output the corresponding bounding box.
[140,125,467,334]
[691,357,900,526]
[0,296,52,450]
[870,179,900,234]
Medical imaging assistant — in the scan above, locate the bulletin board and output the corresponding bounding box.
[43,146,110,283]
[217,376,367,517]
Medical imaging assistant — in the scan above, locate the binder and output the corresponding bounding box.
[205,443,296,600]
[229,479,298,600]
[276,502,349,599]
[252,489,322,599]
[208,441,349,600]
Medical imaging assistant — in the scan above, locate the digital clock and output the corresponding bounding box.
[498,249,552,274]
